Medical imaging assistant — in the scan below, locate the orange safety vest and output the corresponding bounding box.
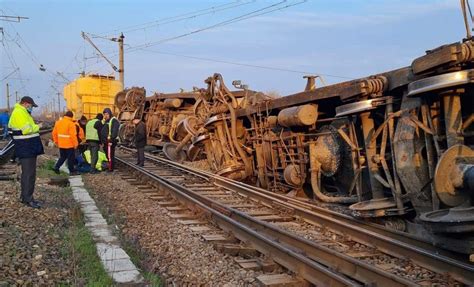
[52,116,78,149]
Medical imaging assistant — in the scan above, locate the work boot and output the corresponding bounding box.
[23,201,41,209]
[33,200,42,207]
[90,169,99,174]
[21,198,42,206]
[70,171,80,176]
[53,168,60,175]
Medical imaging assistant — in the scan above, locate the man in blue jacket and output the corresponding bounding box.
[8,97,44,208]
[0,111,9,139]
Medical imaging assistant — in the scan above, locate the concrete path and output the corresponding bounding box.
[68,175,144,284]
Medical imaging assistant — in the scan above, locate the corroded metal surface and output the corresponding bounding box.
[115,38,474,254]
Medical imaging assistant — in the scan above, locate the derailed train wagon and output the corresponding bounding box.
[115,39,474,255]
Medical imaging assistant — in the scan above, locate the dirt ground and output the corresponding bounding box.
[0,156,75,286]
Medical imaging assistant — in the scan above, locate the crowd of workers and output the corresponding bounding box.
[7,96,147,209]
[51,108,119,175]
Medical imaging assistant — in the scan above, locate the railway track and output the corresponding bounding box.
[116,147,474,286]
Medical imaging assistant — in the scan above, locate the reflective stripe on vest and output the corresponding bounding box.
[12,133,39,140]
[107,117,117,139]
[85,119,99,141]
[58,134,71,138]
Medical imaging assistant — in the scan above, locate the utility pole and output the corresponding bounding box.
[57,92,61,114]
[52,98,56,120]
[82,31,125,88]
[15,91,18,103]
[118,33,124,88]
[6,83,10,113]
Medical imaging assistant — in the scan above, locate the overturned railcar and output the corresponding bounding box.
[116,40,474,254]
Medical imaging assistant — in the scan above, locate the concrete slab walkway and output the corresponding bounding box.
[68,175,144,284]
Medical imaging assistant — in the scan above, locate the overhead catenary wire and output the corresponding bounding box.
[13,31,41,65]
[95,1,253,38]
[1,14,60,100]
[85,1,294,61]
[0,34,30,96]
[0,67,19,82]
[0,7,66,104]
[1,1,360,105]
[83,0,352,83]
[1,25,43,69]
[94,0,306,63]
[123,0,303,53]
[4,13,77,96]
[141,49,353,81]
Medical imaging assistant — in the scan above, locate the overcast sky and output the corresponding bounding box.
[0,0,466,112]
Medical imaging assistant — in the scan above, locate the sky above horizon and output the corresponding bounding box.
[0,0,466,113]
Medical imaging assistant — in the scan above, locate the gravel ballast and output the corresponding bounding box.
[84,172,269,286]
[0,169,74,286]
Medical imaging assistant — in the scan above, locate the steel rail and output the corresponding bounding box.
[117,156,421,286]
[119,146,474,285]
[124,148,472,254]
[116,153,439,286]
[116,156,359,286]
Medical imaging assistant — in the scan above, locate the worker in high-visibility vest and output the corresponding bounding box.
[52,111,78,175]
[76,115,87,154]
[85,113,104,174]
[101,108,120,171]
[83,149,108,171]
[8,96,44,209]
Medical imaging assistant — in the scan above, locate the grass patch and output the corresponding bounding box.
[143,272,162,287]
[63,206,113,286]
[37,159,68,178]
[121,238,161,287]
[85,181,161,286]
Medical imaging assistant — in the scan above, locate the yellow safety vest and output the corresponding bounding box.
[8,103,40,139]
[83,150,108,171]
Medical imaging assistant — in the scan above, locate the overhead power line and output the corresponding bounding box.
[81,1,308,75]
[96,1,252,38]
[0,15,29,22]
[124,0,305,53]
[0,67,19,82]
[94,1,256,39]
[82,0,350,82]
[3,28,46,72]
[141,49,353,80]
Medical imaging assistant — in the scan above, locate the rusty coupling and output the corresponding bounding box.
[360,76,388,98]
[460,40,474,63]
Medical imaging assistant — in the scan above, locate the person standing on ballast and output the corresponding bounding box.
[85,113,103,174]
[8,97,44,209]
[52,111,79,175]
[101,108,119,171]
[133,117,147,167]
